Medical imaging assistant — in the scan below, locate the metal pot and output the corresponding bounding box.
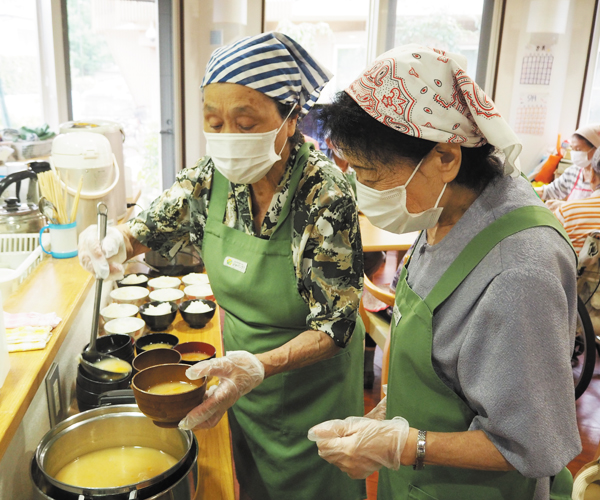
[31,405,198,500]
[0,170,46,233]
[145,246,203,276]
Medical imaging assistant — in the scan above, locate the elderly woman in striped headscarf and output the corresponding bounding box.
[308,45,581,500]
[78,32,366,500]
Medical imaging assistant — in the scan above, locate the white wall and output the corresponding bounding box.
[182,0,264,169]
[494,0,596,173]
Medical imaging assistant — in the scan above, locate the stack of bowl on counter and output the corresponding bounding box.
[75,271,217,415]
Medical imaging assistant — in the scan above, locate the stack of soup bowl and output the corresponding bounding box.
[76,334,135,411]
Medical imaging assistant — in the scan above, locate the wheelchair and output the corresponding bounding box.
[574,231,600,399]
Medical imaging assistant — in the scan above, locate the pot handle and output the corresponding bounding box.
[51,153,120,199]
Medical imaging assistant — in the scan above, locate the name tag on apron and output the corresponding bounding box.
[223,256,248,273]
[393,304,402,326]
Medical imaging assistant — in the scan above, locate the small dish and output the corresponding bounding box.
[110,286,149,307]
[135,332,179,355]
[148,276,182,290]
[132,348,182,374]
[104,317,146,341]
[179,300,216,329]
[149,288,185,305]
[183,284,214,301]
[181,273,210,287]
[100,303,139,323]
[132,363,207,428]
[174,341,216,365]
[139,301,178,331]
[116,273,150,288]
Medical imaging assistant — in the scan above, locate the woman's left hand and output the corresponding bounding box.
[179,351,265,430]
[308,416,410,479]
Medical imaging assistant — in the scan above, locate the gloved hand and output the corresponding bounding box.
[179,350,265,430]
[78,225,127,280]
[364,385,387,420]
[308,416,409,479]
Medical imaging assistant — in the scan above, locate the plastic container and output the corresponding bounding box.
[0,290,9,389]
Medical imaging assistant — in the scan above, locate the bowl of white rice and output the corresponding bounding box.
[183,284,214,301]
[110,286,149,307]
[148,276,182,290]
[181,273,210,287]
[139,301,178,331]
[149,287,185,304]
[104,316,146,341]
[116,273,149,288]
[100,303,139,323]
[179,299,216,329]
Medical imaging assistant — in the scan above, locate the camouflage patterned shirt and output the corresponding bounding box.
[129,144,364,347]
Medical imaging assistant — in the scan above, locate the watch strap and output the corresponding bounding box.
[413,429,427,470]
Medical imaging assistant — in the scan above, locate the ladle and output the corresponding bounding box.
[79,203,132,381]
[38,197,58,224]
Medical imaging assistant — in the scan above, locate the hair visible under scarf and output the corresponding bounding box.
[202,32,332,116]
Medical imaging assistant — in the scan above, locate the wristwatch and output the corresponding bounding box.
[413,430,427,470]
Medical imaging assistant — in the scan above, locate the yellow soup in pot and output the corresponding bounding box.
[181,352,211,362]
[147,381,196,395]
[142,343,173,351]
[54,446,178,488]
[92,358,131,373]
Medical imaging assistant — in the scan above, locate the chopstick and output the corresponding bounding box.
[70,176,84,224]
[38,170,69,224]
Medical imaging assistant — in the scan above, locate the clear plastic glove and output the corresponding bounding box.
[78,225,127,280]
[308,416,409,479]
[179,350,265,430]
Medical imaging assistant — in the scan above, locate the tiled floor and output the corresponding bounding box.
[363,251,600,499]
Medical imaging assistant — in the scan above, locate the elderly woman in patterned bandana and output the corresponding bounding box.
[78,33,366,500]
[308,45,581,500]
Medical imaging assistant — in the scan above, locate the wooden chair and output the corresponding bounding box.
[359,275,395,399]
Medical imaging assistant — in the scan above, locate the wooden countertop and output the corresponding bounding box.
[0,255,93,459]
[360,215,418,252]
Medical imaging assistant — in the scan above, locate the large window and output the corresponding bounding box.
[66,0,161,203]
[391,0,486,79]
[0,0,44,129]
[264,0,370,102]
[582,37,600,124]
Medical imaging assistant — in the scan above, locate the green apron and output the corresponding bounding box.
[202,143,366,500]
[378,206,575,500]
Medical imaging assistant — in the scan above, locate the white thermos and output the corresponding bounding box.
[0,290,9,389]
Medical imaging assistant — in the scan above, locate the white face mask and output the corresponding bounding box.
[204,107,294,185]
[356,157,447,234]
[572,150,592,169]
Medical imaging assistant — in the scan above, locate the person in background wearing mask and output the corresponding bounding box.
[78,33,366,500]
[534,124,600,210]
[554,147,600,254]
[308,45,580,500]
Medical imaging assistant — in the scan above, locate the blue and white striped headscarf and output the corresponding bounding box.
[201,32,332,116]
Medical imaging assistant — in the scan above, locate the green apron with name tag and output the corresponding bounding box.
[202,142,366,500]
[378,205,574,500]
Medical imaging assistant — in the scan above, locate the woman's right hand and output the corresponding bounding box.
[78,225,127,280]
